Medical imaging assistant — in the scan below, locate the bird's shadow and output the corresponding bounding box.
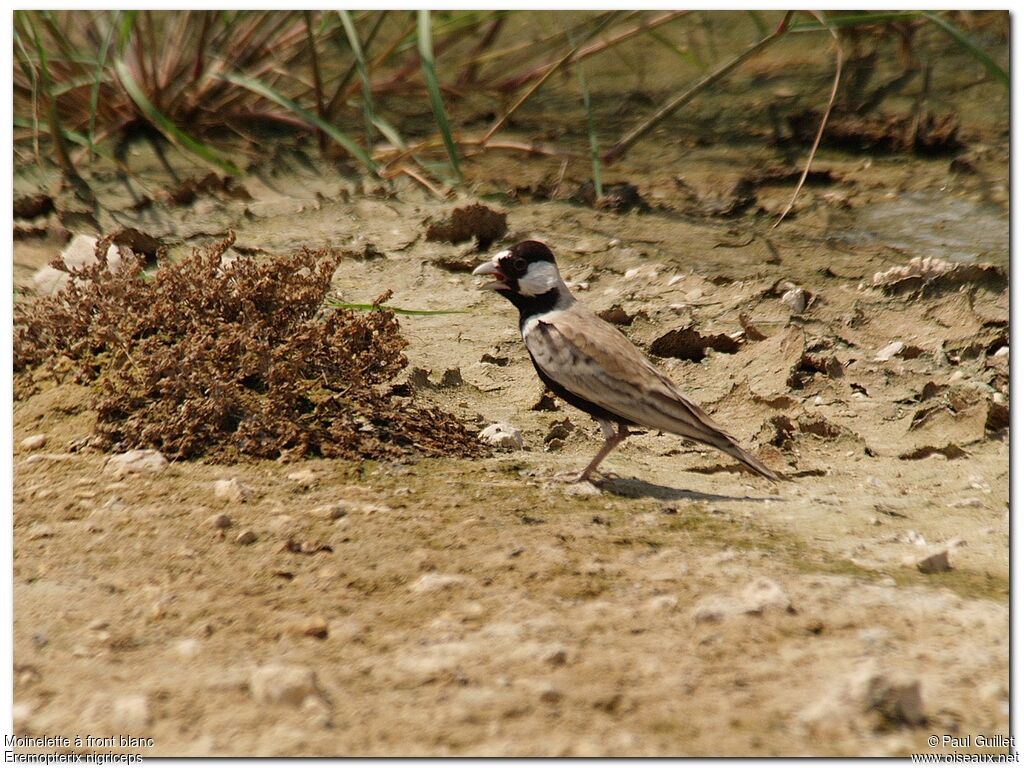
[594,475,780,503]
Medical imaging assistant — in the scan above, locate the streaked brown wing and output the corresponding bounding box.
[524,305,724,442]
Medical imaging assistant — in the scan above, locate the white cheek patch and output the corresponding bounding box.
[517,261,562,296]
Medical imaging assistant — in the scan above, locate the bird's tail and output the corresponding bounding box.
[657,391,781,481]
[714,436,781,482]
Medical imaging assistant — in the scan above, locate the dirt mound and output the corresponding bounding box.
[426,204,507,250]
[14,233,483,461]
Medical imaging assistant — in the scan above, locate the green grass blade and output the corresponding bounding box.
[418,10,461,181]
[115,59,242,175]
[338,10,376,147]
[922,11,1009,89]
[788,11,924,31]
[222,71,378,173]
[326,299,468,316]
[14,116,118,161]
[117,11,138,54]
[371,115,407,150]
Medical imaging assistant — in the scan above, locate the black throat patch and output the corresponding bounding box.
[503,287,561,330]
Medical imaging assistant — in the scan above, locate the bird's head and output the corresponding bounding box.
[472,241,571,312]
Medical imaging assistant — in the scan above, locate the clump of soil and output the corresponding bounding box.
[426,203,507,250]
[14,193,55,220]
[14,233,483,461]
[650,325,741,362]
[574,181,650,213]
[163,172,253,206]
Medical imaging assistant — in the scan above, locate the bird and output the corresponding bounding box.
[472,240,779,484]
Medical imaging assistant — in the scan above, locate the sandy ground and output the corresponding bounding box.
[13,155,1009,756]
[12,29,1010,752]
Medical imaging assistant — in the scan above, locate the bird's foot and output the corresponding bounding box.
[551,470,590,484]
[550,469,617,485]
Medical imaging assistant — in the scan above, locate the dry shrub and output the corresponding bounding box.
[14,234,483,461]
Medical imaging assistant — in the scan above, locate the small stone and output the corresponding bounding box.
[874,341,906,362]
[691,600,730,624]
[915,549,952,574]
[410,573,468,593]
[993,346,1009,359]
[235,529,258,546]
[207,513,232,529]
[27,523,54,540]
[104,449,168,478]
[781,287,808,314]
[563,482,601,497]
[947,498,983,509]
[283,615,329,639]
[948,370,966,383]
[19,434,48,451]
[214,478,251,503]
[314,500,390,519]
[287,469,318,488]
[88,618,109,631]
[316,502,349,520]
[250,664,321,707]
[478,423,524,450]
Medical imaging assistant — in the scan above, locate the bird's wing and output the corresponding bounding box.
[524,304,778,480]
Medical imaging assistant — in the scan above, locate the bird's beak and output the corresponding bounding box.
[472,255,508,291]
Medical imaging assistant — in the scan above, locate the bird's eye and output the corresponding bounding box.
[512,257,527,275]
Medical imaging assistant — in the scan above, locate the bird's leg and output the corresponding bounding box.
[575,421,630,483]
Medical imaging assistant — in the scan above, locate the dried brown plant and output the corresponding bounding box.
[14,234,484,461]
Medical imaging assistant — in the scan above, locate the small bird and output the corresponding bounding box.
[473,240,779,483]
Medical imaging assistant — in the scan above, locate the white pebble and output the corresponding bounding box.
[410,573,469,593]
[214,478,251,503]
[874,341,906,362]
[781,288,807,314]
[104,449,168,478]
[478,423,524,451]
[250,664,321,707]
[19,434,48,451]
